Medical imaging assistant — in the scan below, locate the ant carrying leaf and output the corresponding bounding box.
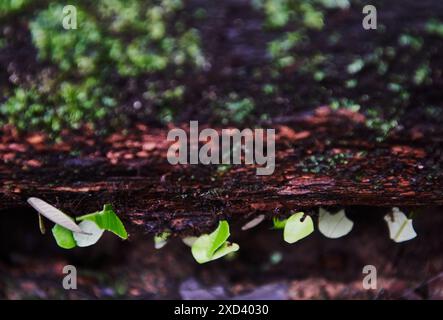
[28,198,128,249]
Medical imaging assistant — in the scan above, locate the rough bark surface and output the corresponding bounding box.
[1,107,443,235]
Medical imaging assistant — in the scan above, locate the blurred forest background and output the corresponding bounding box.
[1,0,442,140]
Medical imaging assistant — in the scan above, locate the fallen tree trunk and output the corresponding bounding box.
[1,107,443,235]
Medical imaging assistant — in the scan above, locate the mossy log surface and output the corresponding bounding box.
[1,107,442,235]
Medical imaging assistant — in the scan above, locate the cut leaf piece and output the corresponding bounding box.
[182,236,197,247]
[211,242,240,260]
[242,214,265,231]
[52,224,76,249]
[76,204,127,239]
[28,197,83,233]
[384,207,417,243]
[191,220,239,264]
[154,231,170,249]
[208,220,230,256]
[283,212,314,243]
[73,220,104,247]
[191,234,213,263]
[318,208,354,239]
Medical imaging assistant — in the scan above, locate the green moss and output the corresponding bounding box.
[214,93,255,124]
[1,0,441,139]
[364,107,399,140]
[0,0,31,16]
[300,151,358,174]
[347,59,364,74]
[0,0,205,134]
[257,0,329,70]
[425,19,443,37]
[398,34,424,50]
[414,63,431,85]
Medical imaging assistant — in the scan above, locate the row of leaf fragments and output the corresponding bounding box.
[27,197,416,264]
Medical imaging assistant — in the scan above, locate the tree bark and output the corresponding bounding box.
[1,107,442,235]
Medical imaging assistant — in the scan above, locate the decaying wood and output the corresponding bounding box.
[1,107,442,235]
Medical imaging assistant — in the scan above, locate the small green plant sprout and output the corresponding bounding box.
[191,220,239,264]
[318,208,354,238]
[28,198,128,249]
[283,212,314,244]
[241,214,265,231]
[154,231,170,249]
[384,207,417,243]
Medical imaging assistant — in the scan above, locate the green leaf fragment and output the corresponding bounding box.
[154,231,170,249]
[211,242,240,260]
[52,224,76,249]
[76,204,128,239]
[191,234,213,263]
[273,216,287,229]
[283,212,314,243]
[191,220,239,264]
[208,220,230,256]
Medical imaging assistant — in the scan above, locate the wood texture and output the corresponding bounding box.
[1,107,442,235]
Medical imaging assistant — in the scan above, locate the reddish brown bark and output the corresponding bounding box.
[1,107,442,235]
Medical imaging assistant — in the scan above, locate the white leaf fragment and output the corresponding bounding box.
[384,207,417,243]
[318,208,354,239]
[241,214,265,231]
[73,220,104,247]
[27,197,84,234]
